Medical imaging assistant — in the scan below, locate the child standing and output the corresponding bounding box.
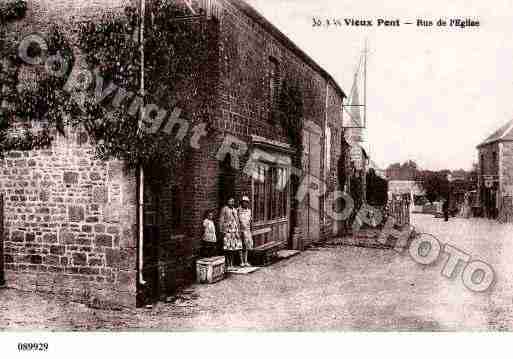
[201,210,218,258]
[220,198,242,268]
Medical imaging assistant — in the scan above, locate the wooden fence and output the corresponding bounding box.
[499,196,513,224]
[388,197,410,227]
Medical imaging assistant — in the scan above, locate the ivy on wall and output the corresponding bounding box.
[0,0,27,22]
[0,7,77,156]
[1,0,208,181]
[75,2,208,180]
[276,79,304,151]
[2,2,207,174]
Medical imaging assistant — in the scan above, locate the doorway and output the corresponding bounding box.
[219,154,236,208]
[301,125,322,247]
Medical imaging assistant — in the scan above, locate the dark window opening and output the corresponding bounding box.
[171,185,183,232]
[219,154,236,208]
[269,57,280,114]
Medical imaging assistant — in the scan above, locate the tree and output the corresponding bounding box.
[419,171,450,203]
[366,168,388,206]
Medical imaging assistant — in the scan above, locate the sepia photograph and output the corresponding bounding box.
[1,0,513,356]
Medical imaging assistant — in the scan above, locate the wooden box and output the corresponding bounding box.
[196,256,225,284]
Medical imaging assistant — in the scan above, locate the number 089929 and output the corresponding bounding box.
[17,343,49,351]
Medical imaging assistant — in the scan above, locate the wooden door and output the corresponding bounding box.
[302,126,322,247]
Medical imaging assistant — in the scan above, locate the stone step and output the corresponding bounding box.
[226,266,260,275]
[276,250,300,259]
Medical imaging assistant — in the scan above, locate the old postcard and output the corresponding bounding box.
[0,0,512,356]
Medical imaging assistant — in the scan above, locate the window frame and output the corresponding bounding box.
[252,162,290,225]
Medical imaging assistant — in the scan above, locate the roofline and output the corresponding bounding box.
[501,121,513,140]
[477,120,513,148]
[226,0,347,100]
[477,138,513,149]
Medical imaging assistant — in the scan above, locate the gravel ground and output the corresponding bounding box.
[1,214,512,331]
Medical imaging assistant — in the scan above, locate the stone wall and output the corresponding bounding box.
[0,0,139,307]
[1,133,138,308]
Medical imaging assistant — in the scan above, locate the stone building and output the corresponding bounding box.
[0,0,348,307]
[477,119,513,221]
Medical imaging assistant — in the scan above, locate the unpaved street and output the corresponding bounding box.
[1,214,512,331]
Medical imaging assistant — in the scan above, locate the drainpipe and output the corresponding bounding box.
[138,0,146,286]
[499,142,503,216]
[324,83,329,224]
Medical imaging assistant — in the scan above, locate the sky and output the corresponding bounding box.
[245,0,513,171]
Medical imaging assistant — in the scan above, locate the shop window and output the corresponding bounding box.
[253,163,289,223]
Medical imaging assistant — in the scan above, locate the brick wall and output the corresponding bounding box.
[216,0,330,142]
[214,0,346,245]
[2,133,138,308]
[141,13,220,295]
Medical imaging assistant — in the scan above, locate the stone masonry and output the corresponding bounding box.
[1,133,138,308]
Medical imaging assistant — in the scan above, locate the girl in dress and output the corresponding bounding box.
[238,196,253,267]
[219,198,242,268]
[201,210,217,258]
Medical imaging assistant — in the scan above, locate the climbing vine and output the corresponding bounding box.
[0,0,27,22]
[277,79,304,152]
[0,8,77,156]
[1,0,209,178]
[76,2,207,178]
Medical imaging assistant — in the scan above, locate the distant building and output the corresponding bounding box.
[450,169,468,182]
[476,119,513,220]
[385,161,418,181]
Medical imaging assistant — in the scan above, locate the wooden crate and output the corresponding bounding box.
[196,256,225,284]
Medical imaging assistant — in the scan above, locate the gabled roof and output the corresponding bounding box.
[477,119,513,148]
